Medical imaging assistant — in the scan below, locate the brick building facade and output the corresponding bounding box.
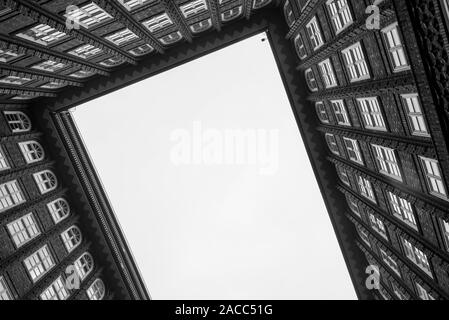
[0,0,448,300]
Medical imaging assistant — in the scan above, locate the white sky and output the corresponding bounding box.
[72,33,356,300]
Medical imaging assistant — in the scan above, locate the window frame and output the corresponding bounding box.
[356,97,387,131]
[7,212,41,248]
[381,22,410,73]
[368,212,388,240]
[0,276,13,300]
[294,33,307,60]
[357,175,376,203]
[60,226,82,253]
[326,0,353,35]
[305,68,318,92]
[371,144,402,181]
[23,245,55,283]
[331,99,351,126]
[306,16,324,51]
[401,93,430,137]
[419,156,448,200]
[40,275,69,300]
[315,101,329,123]
[4,111,32,133]
[47,198,70,224]
[401,237,433,278]
[33,170,58,194]
[341,42,370,82]
[343,137,364,165]
[87,278,106,300]
[325,133,340,156]
[318,58,338,88]
[387,191,417,231]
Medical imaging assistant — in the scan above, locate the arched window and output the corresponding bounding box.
[252,0,271,9]
[294,34,307,60]
[190,19,212,34]
[325,133,340,155]
[4,111,31,133]
[74,252,94,281]
[316,102,329,123]
[87,279,106,300]
[61,226,82,252]
[159,32,183,45]
[19,141,45,164]
[221,7,242,22]
[47,198,70,224]
[33,170,58,194]
[305,68,318,92]
[284,1,295,26]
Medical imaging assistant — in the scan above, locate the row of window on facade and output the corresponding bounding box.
[347,177,449,299]
[300,22,408,92]
[327,133,448,201]
[0,251,105,300]
[356,223,437,301]
[316,93,430,138]
[0,0,271,69]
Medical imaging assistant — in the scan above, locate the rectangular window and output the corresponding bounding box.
[378,285,390,300]
[343,138,363,164]
[63,2,112,29]
[382,23,409,72]
[105,29,139,46]
[415,282,435,300]
[7,213,40,248]
[0,76,32,86]
[180,0,208,18]
[387,192,417,230]
[318,59,338,88]
[0,48,23,63]
[419,156,448,199]
[331,100,350,126]
[356,225,371,247]
[24,245,55,282]
[401,238,433,277]
[342,42,370,82]
[68,44,103,60]
[348,198,361,217]
[357,97,386,131]
[401,94,429,137]
[326,0,353,34]
[40,82,66,90]
[0,180,25,213]
[380,249,401,277]
[357,175,376,202]
[371,145,402,180]
[16,24,67,46]
[69,70,95,78]
[0,276,13,300]
[119,0,152,11]
[306,17,324,50]
[31,60,65,73]
[143,13,173,33]
[368,213,388,240]
[0,146,9,170]
[338,167,350,186]
[440,219,449,252]
[391,282,408,300]
[40,276,69,300]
